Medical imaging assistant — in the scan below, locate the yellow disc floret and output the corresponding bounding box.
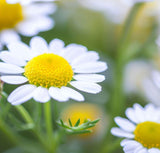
[24,53,74,88]
[0,0,23,30]
[134,121,160,149]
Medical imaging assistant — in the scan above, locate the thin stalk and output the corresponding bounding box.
[111,2,144,118]
[15,105,49,152]
[15,105,33,124]
[44,101,53,139]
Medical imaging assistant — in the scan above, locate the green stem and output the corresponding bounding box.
[44,101,53,139]
[15,105,49,152]
[111,2,144,118]
[100,4,145,153]
[15,105,34,124]
[118,3,144,56]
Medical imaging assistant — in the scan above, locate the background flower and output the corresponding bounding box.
[111,103,160,153]
[0,0,56,47]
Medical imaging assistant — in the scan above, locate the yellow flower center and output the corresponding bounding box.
[134,121,160,149]
[24,53,74,88]
[61,103,103,137]
[0,0,23,30]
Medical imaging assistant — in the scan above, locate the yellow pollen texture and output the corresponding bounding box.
[24,53,74,88]
[0,0,23,30]
[134,121,160,149]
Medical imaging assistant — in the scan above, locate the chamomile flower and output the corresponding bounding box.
[111,103,160,153]
[0,0,56,47]
[0,36,107,105]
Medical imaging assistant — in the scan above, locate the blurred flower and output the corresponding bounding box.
[124,60,160,105]
[0,0,56,47]
[0,36,107,105]
[78,0,133,24]
[124,60,152,94]
[60,103,106,138]
[131,0,154,4]
[111,103,160,153]
[6,0,56,4]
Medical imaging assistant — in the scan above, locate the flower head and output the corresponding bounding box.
[0,36,107,105]
[60,103,105,138]
[0,0,56,47]
[111,103,160,153]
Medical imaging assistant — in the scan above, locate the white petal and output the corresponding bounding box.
[111,127,134,138]
[122,140,142,152]
[62,44,87,63]
[74,62,107,73]
[148,148,160,153]
[152,71,160,88]
[24,3,56,17]
[6,0,20,4]
[70,81,101,94]
[73,74,105,83]
[120,139,140,147]
[60,87,84,101]
[136,148,148,153]
[114,117,136,132]
[8,84,36,105]
[0,62,24,74]
[1,76,28,85]
[133,104,145,123]
[49,39,65,54]
[0,30,20,44]
[17,16,54,36]
[125,108,139,124]
[71,51,99,68]
[30,36,48,54]
[33,87,50,103]
[7,42,31,60]
[0,51,26,66]
[49,87,69,102]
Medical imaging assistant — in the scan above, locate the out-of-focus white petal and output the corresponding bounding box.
[0,30,20,45]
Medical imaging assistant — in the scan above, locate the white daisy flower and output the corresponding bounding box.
[0,0,56,47]
[111,103,160,153]
[0,36,107,105]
